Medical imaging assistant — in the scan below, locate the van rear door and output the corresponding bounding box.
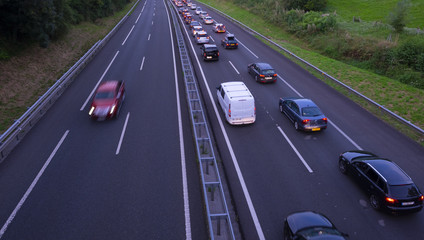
[230,98,255,119]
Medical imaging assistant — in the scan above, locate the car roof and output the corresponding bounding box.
[193,25,202,29]
[255,62,274,69]
[364,159,413,185]
[287,211,334,234]
[98,80,119,92]
[292,98,318,108]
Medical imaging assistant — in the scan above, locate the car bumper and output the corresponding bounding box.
[301,124,327,132]
[204,55,219,61]
[386,204,423,214]
[228,117,256,125]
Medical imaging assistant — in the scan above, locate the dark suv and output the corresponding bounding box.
[201,44,219,61]
[248,62,277,83]
[339,150,423,214]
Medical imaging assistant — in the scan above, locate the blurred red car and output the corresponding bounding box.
[89,80,125,120]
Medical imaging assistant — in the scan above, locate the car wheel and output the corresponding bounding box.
[370,194,381,210]
[279,104,283,113]
[294,121,299,131]
[338,160,347,174]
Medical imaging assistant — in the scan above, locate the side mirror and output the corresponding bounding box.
[216,86,221,90]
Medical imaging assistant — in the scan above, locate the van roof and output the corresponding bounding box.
[221,81,253,99]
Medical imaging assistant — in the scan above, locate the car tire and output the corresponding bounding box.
[338,160,347,174]
[370,194,381,210]
[294,121,299,131]
[279,104,284,113]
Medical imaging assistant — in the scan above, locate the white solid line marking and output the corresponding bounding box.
[179,13,265,240]
[165,3,192,239]
[278,75,303,97]
[229,61,240,74]
[148,33,151,41]
[328,119,363,150]
[80,51,119,111]
[122,25,135,45]
[140,56,145,71]
[136,12,142,23]
[236,38,258,58]
[116,113,130,155]
[141,5,145,13]
[210,36,215,42]
[0,130,69,238]
[277,126,313,173]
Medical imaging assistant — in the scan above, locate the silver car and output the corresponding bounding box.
[195,31,210,44]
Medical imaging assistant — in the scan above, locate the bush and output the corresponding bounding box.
[397,70,424,89]
[395,38,424,71]
[388,0,411,33]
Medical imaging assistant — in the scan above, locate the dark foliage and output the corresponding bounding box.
[0,0,130,49]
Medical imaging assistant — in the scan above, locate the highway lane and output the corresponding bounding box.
[178,1,424,239]
[0,0,208,239]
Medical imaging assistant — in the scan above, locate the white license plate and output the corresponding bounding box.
[207,56,212,59]
[402,201,414,206]
[265,77,272,80]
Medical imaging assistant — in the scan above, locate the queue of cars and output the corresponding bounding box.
[171,0,424,238]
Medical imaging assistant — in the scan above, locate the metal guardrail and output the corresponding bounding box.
[0,0,140,163]
[169,2,236,239]
[199,2,424,139]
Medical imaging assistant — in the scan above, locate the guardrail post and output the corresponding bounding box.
[211,186,215,201]
[217,218,221,236]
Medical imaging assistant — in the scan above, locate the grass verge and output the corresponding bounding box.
[197,0,424,145]
[0,0,137,134]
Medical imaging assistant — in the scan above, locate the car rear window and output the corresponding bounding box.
[205,47,218,52]
[389,184,420,198]
[261,69,275,75]
[95,91,114,99]
[301,107,322,117]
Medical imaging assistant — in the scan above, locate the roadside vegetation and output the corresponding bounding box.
[0,0,136,134]
[197,0,424,143]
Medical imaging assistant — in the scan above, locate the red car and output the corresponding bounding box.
[89,80,125,120]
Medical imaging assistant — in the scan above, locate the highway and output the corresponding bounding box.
[176,1,424,239]
[0,0,207,239]
[0,0,424,239]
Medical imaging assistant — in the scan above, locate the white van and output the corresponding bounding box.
[217,81,256,125]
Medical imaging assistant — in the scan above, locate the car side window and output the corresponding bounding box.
[376,177,387,193]
[220,88,225,98]
[291,103,300,115]
[365,168,379,183]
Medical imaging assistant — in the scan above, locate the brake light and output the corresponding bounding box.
[323,117,328,123]
[217,52,219,56]
[385,197,397,204]
[259,74,265,78]
[197,37,199,40]
[302,119,310,124]
[254,106,256,115]
[273,74,277,77]
[419,195,424,201]
[226,43,229,46]
[228,104,231,117]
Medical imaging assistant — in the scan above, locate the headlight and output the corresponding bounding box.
[89,106,95,115]
[110,105,116,114]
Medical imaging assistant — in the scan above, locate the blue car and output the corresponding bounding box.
[279,97,327,131]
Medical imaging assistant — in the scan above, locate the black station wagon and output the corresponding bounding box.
[247,62,277,83]
[339,150,423,214]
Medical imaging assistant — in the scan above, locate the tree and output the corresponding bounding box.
[388,0,411,33]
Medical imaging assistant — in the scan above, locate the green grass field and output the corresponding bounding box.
[197,0,424,143]
[327,0,424,28]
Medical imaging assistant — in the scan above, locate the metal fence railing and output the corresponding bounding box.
[199,2,424,140]
[0,0,141,163]
[169,2,236,239]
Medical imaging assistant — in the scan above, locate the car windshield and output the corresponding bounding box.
[301,107,322,117]
[389,184,420,198]
[298,227,343,238]
[95,91,114,99]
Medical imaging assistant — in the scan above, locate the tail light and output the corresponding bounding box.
[273,74,277,77]
[302,119,310,124]
[323,117,328,123]
[217,52,219,56]
[228,104,231,117]
[197,37,199,40]
[385,197,397,204]
[204,53,206,56]
[419,195,424,201]
[226,43,229,46]
[259,74,265,78]
[236,43,238,45]
[254,106,256,115]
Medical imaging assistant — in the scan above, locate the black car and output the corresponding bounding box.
[221,33,238,49]
[201,44,219,61]
[284,211,348,240]
[189,20,201,29]
[248,62,277,83]
[339,150,423,214]
[279,97,327,131]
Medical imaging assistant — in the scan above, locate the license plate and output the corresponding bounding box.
[265,77,272,80]
[231,44,234,46]
[312,128,321,131]
[207,56,212,59]
[402,201,414,206]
